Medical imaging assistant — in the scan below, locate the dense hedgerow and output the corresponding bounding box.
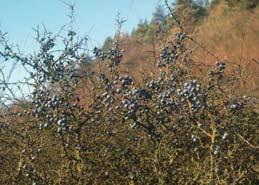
[0,1,258,185]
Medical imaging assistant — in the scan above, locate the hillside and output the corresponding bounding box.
[195,2,259,97]
[96,1,259,98]
[0,1,258,184]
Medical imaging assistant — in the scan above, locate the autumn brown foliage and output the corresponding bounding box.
[0,1,258,184]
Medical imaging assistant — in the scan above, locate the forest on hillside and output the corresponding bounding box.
[0,0,259,184]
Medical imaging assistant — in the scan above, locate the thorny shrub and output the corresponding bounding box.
[0,1,258,185]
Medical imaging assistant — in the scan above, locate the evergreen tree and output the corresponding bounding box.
[151,5,166,24]
[195,0,210,7]
[174,0,207,24]
[131,19,150,43]
[102,36,113,51]
[225,0,259,9]
[145,5,168,42]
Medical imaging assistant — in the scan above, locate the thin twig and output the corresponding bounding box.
[237,133,259,149]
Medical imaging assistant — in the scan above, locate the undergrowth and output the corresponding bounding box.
[0,1,258,184]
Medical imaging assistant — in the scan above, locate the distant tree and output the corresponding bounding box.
[102,36,114,51]
[131,19,150,43]
[151,5,166,24]
[175,0,193,6]
[195,0,210,7]
[225,0,259,9]
[174,0,207,25]
[145,5,168,42]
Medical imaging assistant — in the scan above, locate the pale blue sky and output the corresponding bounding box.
[0,0,163,52]
[0,0,164,96]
